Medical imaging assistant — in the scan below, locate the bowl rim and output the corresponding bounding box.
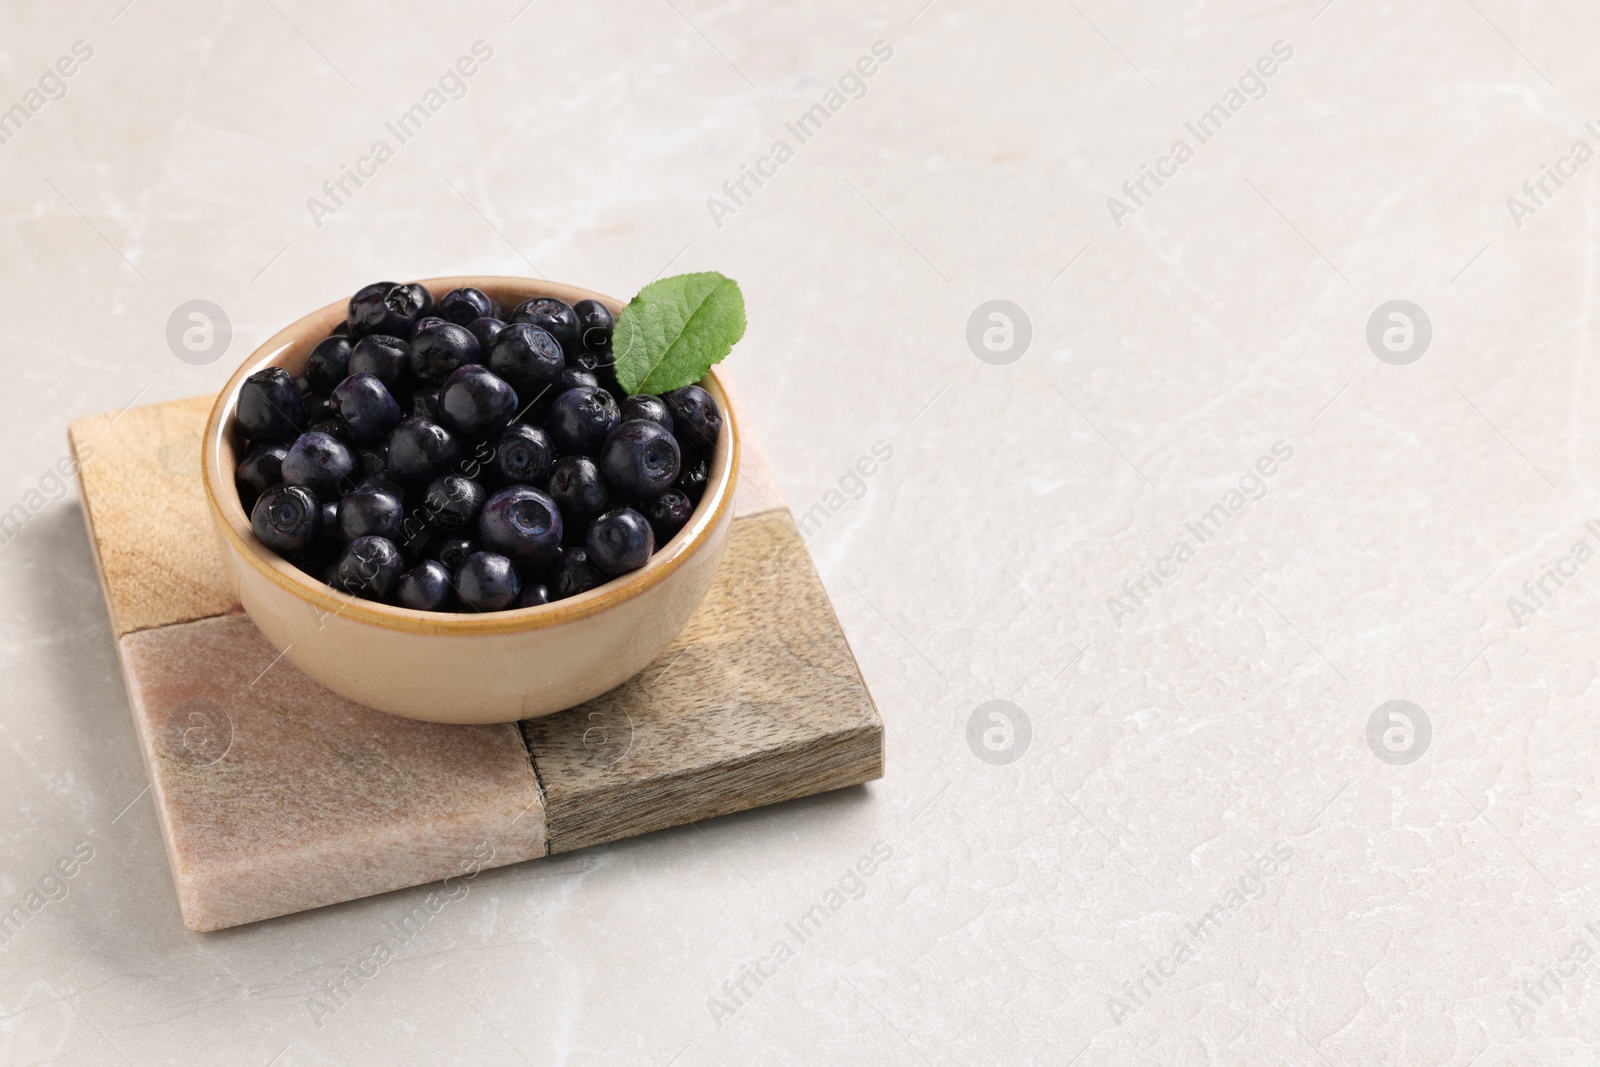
[200,275,740,636]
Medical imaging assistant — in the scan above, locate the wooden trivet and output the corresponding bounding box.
[66,395,883,931]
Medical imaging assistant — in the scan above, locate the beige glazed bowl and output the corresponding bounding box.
[201,276,739,724]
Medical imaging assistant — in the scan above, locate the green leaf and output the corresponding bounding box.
[613,272,746,396]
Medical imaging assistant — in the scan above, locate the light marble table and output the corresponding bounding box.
[3,1,1598,1063]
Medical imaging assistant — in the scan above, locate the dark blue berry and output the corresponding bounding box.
[510,297,580,353]
[455,551,520,611]
[409,283,435,314]
[643,489,694,544]
[251,484,320,554]
[236,444,288,509]
[573,348,622,400]
[349,334,410,389]
[409,322,481,383]
[338,485,405,542]
[468,316,506,351]
[349,281,429,339]
[479,486,563,566]
[675,455,709,501]
[397,560,454,611]
[304,336,352,392]
[488,323,565,397]
[547,386,620,455]
[237,367,306,444]
[330,373,402,445]
[573,299,614,353]
[586,508,654,576]
[438,287,497,326]
[282,431,355,499]
[551,547,604,600]
[547,455,611,527]
[316,501,342,550]
[492,424,554,486]
[309,417,354,444]
[439,365,518,440]
[620,394,673,432]
[333,535,404,601]
[666,385,722,455]
[423,474,487,532]
[434,536,478,571]
[557,368,599,393]
[517,583,551,608]
[387,416,461,486]
[601,420,681,499]
[409,315,447,339]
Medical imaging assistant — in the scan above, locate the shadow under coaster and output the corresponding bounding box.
[66,395,883,932]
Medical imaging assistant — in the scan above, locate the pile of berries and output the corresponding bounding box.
[233,281,722,612]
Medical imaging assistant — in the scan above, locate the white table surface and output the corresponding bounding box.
[4,1,1597,1063]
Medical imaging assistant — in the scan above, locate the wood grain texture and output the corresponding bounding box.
[68,397,238,638]
[523,509,884,854]
[120,614,546,931]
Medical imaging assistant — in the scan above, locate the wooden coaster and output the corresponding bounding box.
[67,396,883,931]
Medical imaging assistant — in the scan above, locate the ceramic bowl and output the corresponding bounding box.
[201,276,739,724]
